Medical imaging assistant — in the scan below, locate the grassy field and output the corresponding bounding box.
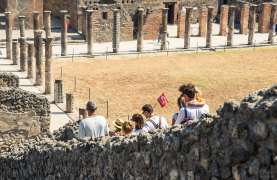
[53,48,277,126]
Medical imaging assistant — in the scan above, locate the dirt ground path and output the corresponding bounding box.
[53,48,277,126]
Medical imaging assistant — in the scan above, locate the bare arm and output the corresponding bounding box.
[171,117,176,126]
[187,101,206,107]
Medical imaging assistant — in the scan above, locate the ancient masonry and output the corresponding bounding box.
[1,85,277,179]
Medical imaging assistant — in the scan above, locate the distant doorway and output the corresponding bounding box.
[218,0,228,13]
[164,2,177,24]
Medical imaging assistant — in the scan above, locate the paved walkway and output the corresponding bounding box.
[0,53,70,133]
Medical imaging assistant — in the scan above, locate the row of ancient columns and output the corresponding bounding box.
[5,11,56,94]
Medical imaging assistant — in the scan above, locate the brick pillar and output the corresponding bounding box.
[81,7,87,40]
[61,10,68,56]
[35,30,43,86]
[79,107,88,119]
[206,6,213,48]
[199,6,208,37]
[177,11,186,38]
[12,41,19,65]
[219,5,229,36]
[28,43,35,79]
[33,11,40,43]
[240,4,250,35]
[45,37,54,94]
[227,6,236,47]
[258,3,271,33]
[18,16,26,37]
[248,5,257,45]
[19,37,27,72]
[66,92,75,113]
[161,8,169,50]
[86,10,94,55]
[184,7,192,49]
[5,12,12,59]
[113,9,120,53]
[268,4,277,44]
[137,8,144,52]
[44,11,51,39]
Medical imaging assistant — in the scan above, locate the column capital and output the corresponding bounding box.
[46,36,55,41]
[113,9,120,12]
[34,30,43,36]
[44,11,51,14]
[86,10,94,14]
[18,16,26,20]
[33,11,40,14]
[60,10,68,14]
[138,8,144,12]
[162,8,169,11]
[229,6,236,9]
[208,6,214,9]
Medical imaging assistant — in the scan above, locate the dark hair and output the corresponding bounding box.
[132,114,144,130]
[179,83,196,99]
[86,100,97,113]
[142,104,153,114]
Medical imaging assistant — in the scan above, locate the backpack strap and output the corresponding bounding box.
[184,106,187,119]
[147,119,159,129]
[158,116,162,129]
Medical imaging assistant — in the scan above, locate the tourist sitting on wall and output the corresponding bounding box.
[122,121,135,136]
[112,118,124,136]
[174,83,209,125]
[131,114,148,135]
[76,115,83,125]
[171,94,186,126]
[142,104,168,130]
[77,100,109,138]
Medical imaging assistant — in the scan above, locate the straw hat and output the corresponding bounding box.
[112,118,124,129]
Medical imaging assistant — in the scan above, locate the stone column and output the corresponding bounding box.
[19,37,27,71]
[86,10,94,55]
[258,3,271,33]
[184,7,192,49]
[5,12,12,59]
[137,8,144,52]
[199,6,208,37]
[18,16,26,37]
[81,7,87,39]
[112,9,120,53]
[227,6,236,47]
[45,37,54,94]
[44,11,51,39]
[240,4,250,35]
[161,8,169,50]
[60,10,68,56]
[248,5,257,45]
[79,107,88,119]
[66,92,75,113]
[177,11,186,38]
[206,6,213,48]
[33,11,40,43]
[28,43,35,79]
[268,4,277,44]
[12,41,19,65]
[219,5,229,36]
[35,30,43,86]
[54,79,64,103]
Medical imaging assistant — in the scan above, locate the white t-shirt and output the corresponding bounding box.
[174,100,210,125]
[77,115,109,138]
[144,116,168,130]
[132,127,148,135]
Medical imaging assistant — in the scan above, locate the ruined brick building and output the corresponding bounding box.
[0,0,276,42]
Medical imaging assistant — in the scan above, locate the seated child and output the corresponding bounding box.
[187,87,206,107]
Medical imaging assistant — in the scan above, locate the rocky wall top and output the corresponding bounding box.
[0,72,19,89]
[1,84,277,179]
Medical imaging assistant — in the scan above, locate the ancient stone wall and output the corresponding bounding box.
[1,85,277,179]
[0,87,51,153]
[143,8,162,40]
[0,72,19,88]
[7,0,43,30]
[43,0,70,18]
[0,0,8,10]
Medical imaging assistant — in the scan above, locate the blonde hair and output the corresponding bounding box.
[195,87,202,100]
[177,95,186,109]
[122,121,135,135]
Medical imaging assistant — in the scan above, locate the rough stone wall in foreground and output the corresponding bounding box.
[0,88,51,153]
[1,84,277,179]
